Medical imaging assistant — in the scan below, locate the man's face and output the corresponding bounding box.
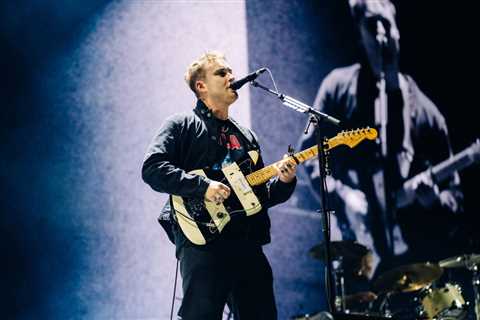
[200,59,238,106]
[358,2,400,78]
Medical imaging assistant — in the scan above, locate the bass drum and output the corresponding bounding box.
[419,283,468,320]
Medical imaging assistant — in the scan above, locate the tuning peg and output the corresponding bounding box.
[287,144,295,156]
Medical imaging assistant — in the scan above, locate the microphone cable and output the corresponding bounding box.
[170,259,180,320]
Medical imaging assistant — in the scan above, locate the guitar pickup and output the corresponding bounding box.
[222,163,262,216]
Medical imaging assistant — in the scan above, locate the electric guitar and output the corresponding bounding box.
[172,128,378,245]
[396,139,480,208]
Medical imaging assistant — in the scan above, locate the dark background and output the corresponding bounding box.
[247,0,479,318]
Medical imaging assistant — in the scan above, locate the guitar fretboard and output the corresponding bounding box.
[246,142,333,186]
[432,141,479,182]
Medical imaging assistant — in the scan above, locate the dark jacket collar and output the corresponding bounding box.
[194,99,213,118]
[193,99,258,149]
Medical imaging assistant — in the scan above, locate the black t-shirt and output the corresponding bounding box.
[212,118,247,171]
[211,118,255,241]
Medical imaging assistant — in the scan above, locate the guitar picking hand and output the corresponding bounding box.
[275,155,297,183]
[205,181,231,205]
[408,171,439,208]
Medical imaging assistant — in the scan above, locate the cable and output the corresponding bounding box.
[170,259,180,320]
[264,67,279,93]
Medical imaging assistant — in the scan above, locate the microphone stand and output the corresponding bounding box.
[375,24,396,259]
[251,80,340,313]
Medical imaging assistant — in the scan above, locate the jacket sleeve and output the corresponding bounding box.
[265,176,297,208]
[412,77,463,213]
[142,115,210,199]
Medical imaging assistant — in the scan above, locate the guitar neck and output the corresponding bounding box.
[397,140,480,208]
[431,145,479,182]
[246,141,338,186]
[245,128,377,187]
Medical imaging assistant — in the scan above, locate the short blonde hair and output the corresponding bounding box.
[185,51,226,97]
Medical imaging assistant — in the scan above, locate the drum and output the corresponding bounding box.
[419,283,467,319]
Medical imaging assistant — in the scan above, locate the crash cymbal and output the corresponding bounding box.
[373,262,443,293]
[439,254,480,269]
[309,240,369,261]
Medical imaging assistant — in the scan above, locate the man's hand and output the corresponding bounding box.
[346,291,378,304]
[337,182,368,216]
[205,181,231,205]
[275,155,297,183]
[406,171,439,208]
[344,188,369,216]
[439,190,461,212]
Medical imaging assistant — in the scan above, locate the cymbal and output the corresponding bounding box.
[309,240,369,261]
[439,254,480,269]
[373,262,443,293]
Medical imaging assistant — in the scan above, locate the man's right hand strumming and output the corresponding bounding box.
[205,181,231,205]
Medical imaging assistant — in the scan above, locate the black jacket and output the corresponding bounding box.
[142,100,296,251]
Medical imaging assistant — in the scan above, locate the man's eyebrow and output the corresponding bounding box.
[214,67,232,74]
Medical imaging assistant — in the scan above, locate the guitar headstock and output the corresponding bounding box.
[469,138,480,161]
[331,127,378,149]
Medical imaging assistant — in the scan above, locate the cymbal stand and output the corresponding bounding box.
[333,258,346,312]
[377,292,393,317]
[467,262,480,320]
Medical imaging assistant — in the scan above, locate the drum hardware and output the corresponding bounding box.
[309,241,370,313]
[333,257,347,312]
[309,240,370,262]
[290,311,334,320]
[373,262,444,294]
[473,266,480,320]
[375,292,393,318]
[439,254,480,269]
[440,253,480,320]
[416,283,467,320]
[292,311,395,320]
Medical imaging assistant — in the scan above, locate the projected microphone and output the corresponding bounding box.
[376,19,388,47]
[230,68,267,90]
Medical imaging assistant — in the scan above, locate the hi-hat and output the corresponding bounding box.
[309,240,369,261]
[439,253,480,269]
[373,262,443,293]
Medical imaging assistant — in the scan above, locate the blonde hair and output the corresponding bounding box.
[185,51,226,97]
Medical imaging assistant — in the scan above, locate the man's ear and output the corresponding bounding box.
[196,80,207,94]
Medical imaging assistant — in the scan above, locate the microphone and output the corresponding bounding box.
[229,67,267,90]
[376,20,388,47]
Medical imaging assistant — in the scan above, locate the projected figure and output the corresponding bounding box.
[297,0,462,277]
[142,51,297,320]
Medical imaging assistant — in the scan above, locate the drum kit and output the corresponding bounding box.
[292,241,480,320]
